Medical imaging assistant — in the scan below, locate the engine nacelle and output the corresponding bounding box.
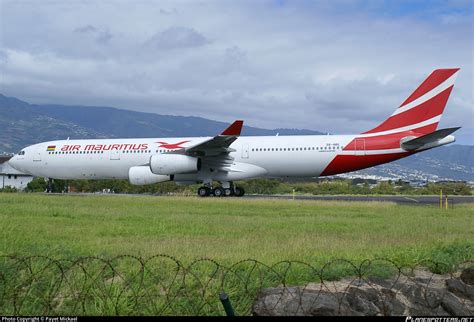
[150,154,200,175]
[128,166,171,185]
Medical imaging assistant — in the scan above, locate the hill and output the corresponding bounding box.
[0,94,323,153]
[340,144,474,182]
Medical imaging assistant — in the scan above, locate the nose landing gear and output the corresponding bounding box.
[46,178,54,193]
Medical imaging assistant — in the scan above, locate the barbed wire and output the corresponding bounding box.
[0,255,472,316]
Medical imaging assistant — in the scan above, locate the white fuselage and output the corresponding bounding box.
[9,135,357,181]
[7,68,460,187]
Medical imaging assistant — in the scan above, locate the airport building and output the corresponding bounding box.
[0,155,34,190]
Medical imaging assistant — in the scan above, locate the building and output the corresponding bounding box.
[0,155,34,190]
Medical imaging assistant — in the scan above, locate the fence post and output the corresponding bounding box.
[220,292,236,316]
[440,189,443,208]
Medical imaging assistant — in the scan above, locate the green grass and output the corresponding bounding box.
[1,193,472,265]
[0,193,473,315]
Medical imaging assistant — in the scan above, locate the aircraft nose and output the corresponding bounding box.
[8,156,20,170]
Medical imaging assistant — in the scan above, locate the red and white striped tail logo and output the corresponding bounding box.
[364,68,459,135]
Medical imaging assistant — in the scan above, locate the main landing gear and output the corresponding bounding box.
[197,183,245,197]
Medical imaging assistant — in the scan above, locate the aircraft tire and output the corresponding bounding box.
[197,186,210,197]
[234,186,245,197]
[213,187,225,197]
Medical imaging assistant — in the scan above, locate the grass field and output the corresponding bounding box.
[1,193,473,315]
[1,193,472,266]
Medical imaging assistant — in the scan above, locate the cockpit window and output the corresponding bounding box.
[18,151,26,156]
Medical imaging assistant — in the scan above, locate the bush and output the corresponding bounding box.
[16,177,474,196]
[25,177,48,192]
[0,186,18,193]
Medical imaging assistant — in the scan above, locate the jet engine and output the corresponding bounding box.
[149,154,201,175]
[129,166,171,185]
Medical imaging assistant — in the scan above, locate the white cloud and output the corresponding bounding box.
[0,0,472,143]
[145,27,210,50]
[73,25,114,44]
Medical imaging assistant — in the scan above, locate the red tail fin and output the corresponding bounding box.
[364,68,459,135]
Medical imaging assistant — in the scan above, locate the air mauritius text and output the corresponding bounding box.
[61,143,149,152]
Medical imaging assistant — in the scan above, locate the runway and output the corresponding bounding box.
[44,192,474,205]
[243,194,474,205]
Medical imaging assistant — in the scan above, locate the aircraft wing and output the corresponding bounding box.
[185,120,243,157]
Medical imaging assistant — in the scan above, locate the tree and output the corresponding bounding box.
[25,177,47,192]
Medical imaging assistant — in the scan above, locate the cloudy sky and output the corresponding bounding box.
[1,0,472,144]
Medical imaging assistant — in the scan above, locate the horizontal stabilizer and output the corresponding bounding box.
[401,127,460,151]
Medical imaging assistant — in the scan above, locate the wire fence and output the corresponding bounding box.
[0,255,472,316]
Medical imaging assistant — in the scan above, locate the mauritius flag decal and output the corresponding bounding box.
[47,145,56,151]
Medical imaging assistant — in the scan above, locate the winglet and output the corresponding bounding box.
[221,120,244,136]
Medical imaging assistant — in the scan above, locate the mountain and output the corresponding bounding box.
[0,96,110,153]
[338,145,474,183]
[0,94,472,182]
[0,94,323,153]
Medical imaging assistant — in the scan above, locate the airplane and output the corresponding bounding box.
[8,68,461,197]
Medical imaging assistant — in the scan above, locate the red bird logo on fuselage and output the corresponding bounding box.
[156,141,190,149]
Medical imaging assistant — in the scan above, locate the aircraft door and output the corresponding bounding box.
[242,144,249,159]
[354,139,365,156]
[110,150,120,160]
[33,149,41,161]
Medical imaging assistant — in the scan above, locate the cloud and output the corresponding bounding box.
[74,25,98,34]
[74,24,113,44]
[0,50,8,65]
[145,27,210,50]
[0,1,472,144]
[159,8,178,15]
